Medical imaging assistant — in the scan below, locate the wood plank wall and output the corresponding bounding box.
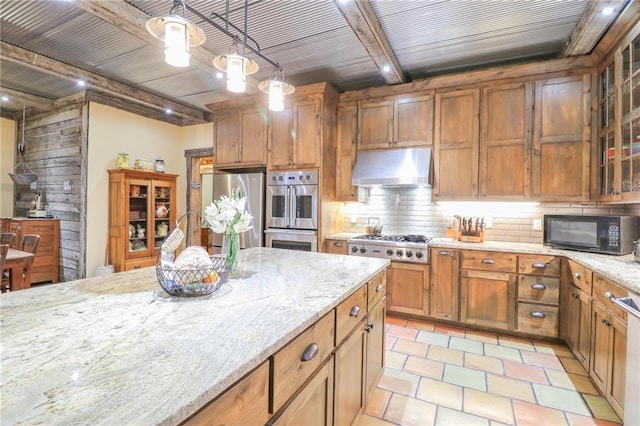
[13,102,86,281]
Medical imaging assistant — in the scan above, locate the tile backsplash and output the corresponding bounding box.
[341,186,640,244]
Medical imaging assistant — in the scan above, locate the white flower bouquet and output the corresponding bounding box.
[204,189,253,235]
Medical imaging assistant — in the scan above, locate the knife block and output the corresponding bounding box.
[458,231,484,243]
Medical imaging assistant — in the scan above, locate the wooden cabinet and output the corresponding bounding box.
[269,98,321,169]
[480,82,533,199]
[324,239,348,255]
[532,75,591,202]
[516,254,560,337]
[561,259,593,369]
[334,319,367,426]
[336,103,358,201]
[433,89,480,200]
[215,106,267,167]
[108,169,177,273]
[460,251,517,330]
[185,361,270,426]
[387,262,429,317]
[429,248,459,321]
[3,218,60,284]
[365,296,385,399]
[358,94,433,150]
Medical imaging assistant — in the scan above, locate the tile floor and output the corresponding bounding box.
[357,316,622,426]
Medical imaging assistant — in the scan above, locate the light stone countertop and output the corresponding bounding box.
[429,238,640,294]
[0,248,389,426]
[325,232,362,240]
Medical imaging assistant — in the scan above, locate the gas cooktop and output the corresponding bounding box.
[351,234,432,244]
[347,234,433,263]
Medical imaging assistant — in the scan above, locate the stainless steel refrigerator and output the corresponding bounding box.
[211,172,265,250]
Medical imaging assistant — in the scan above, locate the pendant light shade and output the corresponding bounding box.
[213,45,259,94]
[258,67,295,112]
[146,13,205,68]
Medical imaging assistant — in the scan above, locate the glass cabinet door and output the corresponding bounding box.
[153,182,172,250]
[620,34,640,198]
[127,180,150,256]
[600,132,616,195]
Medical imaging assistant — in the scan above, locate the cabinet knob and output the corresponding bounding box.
[574,272,581,279]
[531,283,546,290]
[365,323,374,333]
[350,305,361,317]
[439,250,451,256]
[301,343,319,362]
[531,263,546,269]
[376,284,383,292]
[530,311,546,318]
[482,258,495,264]
[604,291,614,300]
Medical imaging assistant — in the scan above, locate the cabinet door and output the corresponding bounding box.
[395,95,433,147]
[126,177,152,259]
[607,312,627,418]
[151,179,176,253]
[429,248,459,321]
[336,104,358,201]
[433,89,480,199]
[387,262,429,317]
[325,239,348,255]
[270,105,294,168]
[358,100,393,150]
[480,82,533,199]
[239,108,267,165]
[366,300,386,399]
[215,112,240,166]
[293,99,321,168]
[532,75,591,201]
[334,323,366,426]
[590,302,609,393]
[460,269,516,330]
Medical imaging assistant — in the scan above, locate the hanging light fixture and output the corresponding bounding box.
[258,66,295,112]
[146,2,206,68]
[213,39,259,94]
[8,105,37,185]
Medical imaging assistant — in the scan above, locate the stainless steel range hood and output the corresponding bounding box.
[351,147,432,187]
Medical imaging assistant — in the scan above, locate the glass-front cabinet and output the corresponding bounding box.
[599,30,640,202]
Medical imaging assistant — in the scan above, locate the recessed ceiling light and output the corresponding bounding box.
[1,95,9,102]
[215,71,224,79]
[77,79,86,87]
[602,6,614,15]
[382,65,390,73]
[165,108,173,114]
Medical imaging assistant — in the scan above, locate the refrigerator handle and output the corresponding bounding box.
[286,186,291,228]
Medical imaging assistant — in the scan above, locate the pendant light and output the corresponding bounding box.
[8,105,37,185]
[258,66,295,111]
[213,40,259,94]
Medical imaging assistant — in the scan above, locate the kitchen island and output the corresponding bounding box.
[0,247,389,425]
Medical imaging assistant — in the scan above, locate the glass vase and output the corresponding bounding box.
[222,231,240,277]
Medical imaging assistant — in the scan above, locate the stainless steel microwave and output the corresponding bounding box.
[543,215,640,255]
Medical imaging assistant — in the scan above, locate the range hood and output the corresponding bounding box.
[351,147,432,187]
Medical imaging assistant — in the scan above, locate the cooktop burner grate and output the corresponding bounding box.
[352,234,432,244]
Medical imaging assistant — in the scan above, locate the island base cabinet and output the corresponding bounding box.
[184,361,270,426]
[269,358,334,426]
[334,322,367,426]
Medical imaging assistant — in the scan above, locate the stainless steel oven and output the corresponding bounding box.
[265,229,318,252]
[266,170,318,230]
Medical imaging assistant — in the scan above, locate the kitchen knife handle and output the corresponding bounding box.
[482,258,495,264]
[301,343,319,362]
[530,311,546,319]
[350,305,361,317]
[531,263,546,269]
[531,283,546,290]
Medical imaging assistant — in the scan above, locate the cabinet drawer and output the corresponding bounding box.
[517,303,559,337]
[124,258,157,271]
[325,239,348,255]
[566,259,592,294]
[367,272,386,311]
[272,310,335,414]
[593,274,628,321]
[518,255,559,277]
[518,276,560,305]
[336,285,367,343]
[461,251,516,272]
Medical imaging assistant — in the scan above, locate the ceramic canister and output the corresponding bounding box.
[117,153,129,169]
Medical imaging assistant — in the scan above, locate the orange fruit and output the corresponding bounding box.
[202,271,219,284]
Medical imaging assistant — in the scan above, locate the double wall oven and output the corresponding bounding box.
[265,170,319,252]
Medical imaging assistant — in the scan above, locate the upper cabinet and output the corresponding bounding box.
[336,103,358,201]
[358,94,433,150]
[532,75,591,202]
[433,88,480,200]
[598,30,640,203]
[214,106,267,167]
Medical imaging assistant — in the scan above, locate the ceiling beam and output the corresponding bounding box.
[560,0,628,57]
[334,0,406,85]
[69,0,259,95]
[0,86,55,110]
[0,41,211,125]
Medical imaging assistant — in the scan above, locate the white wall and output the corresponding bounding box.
[86,103,213,276]
[0,117,16,217]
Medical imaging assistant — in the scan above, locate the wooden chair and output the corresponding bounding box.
[19,235,40,288]
[0,233,16,248]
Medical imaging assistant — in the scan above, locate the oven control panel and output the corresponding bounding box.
[347,243,429,264]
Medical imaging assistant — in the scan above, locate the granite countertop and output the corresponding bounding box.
[325,232,362,240]
[429,238,640,294]
[0,248,389,426]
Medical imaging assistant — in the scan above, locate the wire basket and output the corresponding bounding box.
[8,161,37,185]
[155,210,230,297]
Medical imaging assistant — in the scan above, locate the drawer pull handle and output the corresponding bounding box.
[301,343,319,362]
[530,311,546,318]
[482,258,495,264]
[531,283,546,290]
[375,284,383,292]
[572,293,580,299]
[574,272,581,279]
[334,242,343,247]
[532,263,546,269]
[439,250,451,256]
[350,305,361,317]
[133,265,141,269]
[365,324,374,333]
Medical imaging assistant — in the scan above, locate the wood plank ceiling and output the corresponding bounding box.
[0,0,629,125]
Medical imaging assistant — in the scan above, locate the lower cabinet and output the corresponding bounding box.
[365,299,386,399]
[334,320,367,426]
[429,248,459,321]
[563,284,592,369]
[460,268,516,331]
[324,239,348,255]
[387,262,429,316]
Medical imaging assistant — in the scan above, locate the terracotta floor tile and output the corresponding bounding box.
[416,330,450,348]
[533,341,575,358]
[393,338,429,357]
[484,343,523,362]
[521,350,565,370]
[512,399,568,426]
[364,387,392,418]
[384,393,437,426]
[436,406,489,426]
[385,349,408,370]
[560,357,589,376]
[416,377,463,410]
[486,373,535,403]
[404,355,444,380]
[532,383,591,416]
[463,388,514,424]
[378,367,421,397]
[406,319,436,332]
[356,413,397,426]
[387,324,419,341]
[427,345,464,366]
[503,360,549,385]
[443,364,487,391]
[545,369,599,395]
[385,336,397,351]
[386,316,408,327]
[449,335,484,355]
[464,329,499,345]
[565,412,623,426]
[434,323,466,337]
[464,352,504,375]
[498,335,536,351]
[582,394,621,423]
